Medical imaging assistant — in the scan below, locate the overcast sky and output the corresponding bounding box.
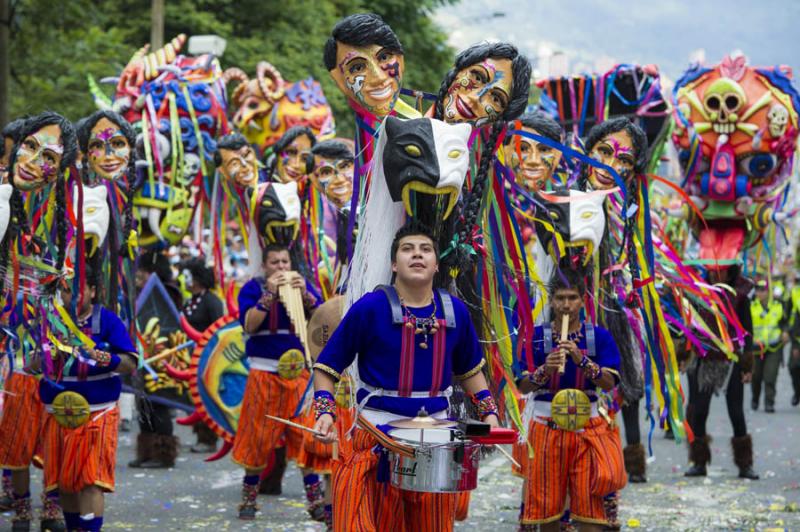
[433,0,800,82]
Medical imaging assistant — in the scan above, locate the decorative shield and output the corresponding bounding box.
[51,391,91,429]
[551,388,592,431]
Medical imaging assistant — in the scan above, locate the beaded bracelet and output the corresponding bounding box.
[529,366,550,386]
[94,349,112,367]
[257,291,276,311]
[302,292,317,308]
[584,360,602,380]
[473,389,498,419]
[314,390,337,421]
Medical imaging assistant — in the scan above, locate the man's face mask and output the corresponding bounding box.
[329,43,404,117]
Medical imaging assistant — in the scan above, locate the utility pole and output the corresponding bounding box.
[0,0,10,126]
[151,0,164,49]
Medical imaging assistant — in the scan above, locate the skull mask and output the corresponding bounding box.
[767,104,789,138]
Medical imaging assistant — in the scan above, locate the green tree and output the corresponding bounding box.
[7,0,457,135]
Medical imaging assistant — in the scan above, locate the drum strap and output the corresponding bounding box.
[377,285,451,398]
[91,305,101,336]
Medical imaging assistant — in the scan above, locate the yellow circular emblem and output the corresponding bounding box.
[551,389,592,431]
[335,375,353,408]
[277,349,306,380]
[51,391,91,429]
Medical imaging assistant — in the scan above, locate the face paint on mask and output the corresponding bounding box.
[329,43,405,117]
[503,127,563,192]
[312,156,354,208]
[588,130,636,190]
[442,58,513,126]
[13,124,64,191]
[220,144,258,188]
[87,117,131,182]
[275,135,313,184]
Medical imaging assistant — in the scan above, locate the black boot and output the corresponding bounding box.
[685,435,711,477]
[259,447,287,495]
[623,443,647,483]
[731,435,759,480]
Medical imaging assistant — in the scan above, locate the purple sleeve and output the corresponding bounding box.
[595,327,621,371]
[238,279,262,327]
[100,308,136,354]
[452,300,485,378]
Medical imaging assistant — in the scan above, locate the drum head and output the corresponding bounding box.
[307,296,345,361]
[389,427,454,444]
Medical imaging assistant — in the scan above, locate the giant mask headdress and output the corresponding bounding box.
[223,62,334,152]
[434,42,531,127]
[324,13,405,118]
[672,53,800,266]
[346,117,470,305]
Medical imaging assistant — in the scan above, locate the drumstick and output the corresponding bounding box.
[143,340,196,365]
[265,414,338,460]
[558,314,569,374]
[493,444,521,469]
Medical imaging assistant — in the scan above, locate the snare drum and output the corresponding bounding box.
[387,427,480,493]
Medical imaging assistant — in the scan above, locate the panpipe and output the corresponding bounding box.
[558,314,569,374]
[278,282,311,367]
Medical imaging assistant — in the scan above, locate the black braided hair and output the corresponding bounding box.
[323,13,404,71]
[6,112,77,273]
[1,117,28,161]
[76,110,138,265]
[0,188,30,295]
[434,42,531,124]
[264,126,317,181]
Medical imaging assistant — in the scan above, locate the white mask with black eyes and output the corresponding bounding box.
[0,184,11,244]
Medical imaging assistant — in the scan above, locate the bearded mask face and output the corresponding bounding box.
[329,43,404,117]
[0,184,11,244]
[254,181,301,245]
[86,118,131,182]
[13,124,64,191]
[219,144,258,188]
[442,58,513,127]
[382,116,471,220]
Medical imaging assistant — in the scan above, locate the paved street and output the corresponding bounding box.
[2,370,798,531]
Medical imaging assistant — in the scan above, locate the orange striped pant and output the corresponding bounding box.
[332,428,457,532]
[231,369,309,470]
[0,372,45,470]
[521,416,626,526]
[42,407,120,493]
[301,406,358,474]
